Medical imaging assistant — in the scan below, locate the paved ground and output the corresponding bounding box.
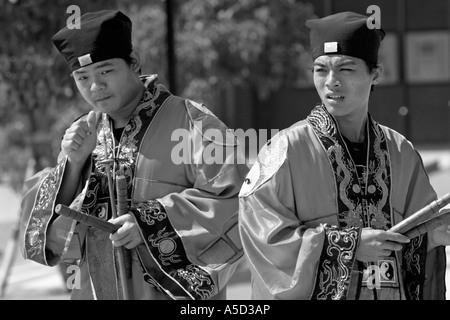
[0,145,449,300]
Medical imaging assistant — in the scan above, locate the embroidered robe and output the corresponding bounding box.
[20,75,248,300]
[239,105,446,300]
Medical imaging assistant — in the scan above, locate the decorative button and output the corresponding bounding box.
[159,239,176,255]
[352,184,361,194]
[368,185,376,194]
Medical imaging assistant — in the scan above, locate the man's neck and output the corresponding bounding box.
[335,111,368,143]
[336,115,368,143]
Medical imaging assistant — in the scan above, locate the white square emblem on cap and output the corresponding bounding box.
[78,54,92,67]
[324,42,338,53]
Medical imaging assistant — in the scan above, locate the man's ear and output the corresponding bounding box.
[372,64,383,85]
[130,50,141,73]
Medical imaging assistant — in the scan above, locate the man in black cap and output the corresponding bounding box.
[19,10,248,300]
[239,11,449,300]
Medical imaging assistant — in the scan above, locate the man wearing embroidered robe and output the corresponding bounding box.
[19,10,248,300]
[239,11,450,300]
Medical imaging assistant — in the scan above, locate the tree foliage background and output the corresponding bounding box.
[0,0,315,191]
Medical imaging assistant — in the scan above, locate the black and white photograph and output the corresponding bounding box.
[0,0,449,312]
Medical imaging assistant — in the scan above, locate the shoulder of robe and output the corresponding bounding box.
[378,124,414,151]
[185,99,237,147]
[239,129,288,197]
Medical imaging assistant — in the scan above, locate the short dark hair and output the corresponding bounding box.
[366,62,380,92]
[366,62,379,74]
[123,52,142,75]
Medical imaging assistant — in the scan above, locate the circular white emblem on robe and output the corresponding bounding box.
[159,238,176,255]
[239,130,288,197]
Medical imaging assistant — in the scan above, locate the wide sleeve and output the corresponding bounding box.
[130,108,249,300]
[239,131,360,300]
[19,153,91,267]
[391,144,447,300]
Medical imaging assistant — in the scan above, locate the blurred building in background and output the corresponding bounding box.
[232,0,450,146]
[1,0,449,189]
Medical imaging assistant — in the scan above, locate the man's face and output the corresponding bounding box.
[313,55,382,119]
[73,58,142,119]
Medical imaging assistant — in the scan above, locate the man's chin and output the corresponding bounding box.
[322,104,343,117]
[93,100,113,111]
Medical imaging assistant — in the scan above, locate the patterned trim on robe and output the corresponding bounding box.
[403,234,427,300]
[83,77,169,218]
[311,225,360,300]
[91,74,169,197]
[131,200,216,300]
[306,105,428,299]
[307,105,392,230]
[79,76,172,299]
[24,158,67,265]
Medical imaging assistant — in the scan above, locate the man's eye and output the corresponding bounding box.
[102,70,113,74]
[77,76,87,81]
[341,68,354,72]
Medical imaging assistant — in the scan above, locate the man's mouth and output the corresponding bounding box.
[326,94,344,100]
[95,96,111,102]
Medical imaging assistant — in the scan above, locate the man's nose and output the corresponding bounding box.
[90,76,105,92]
[325,71,341,88]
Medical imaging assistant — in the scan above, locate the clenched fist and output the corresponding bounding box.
[61,110,101,166]
[356,227,410,262]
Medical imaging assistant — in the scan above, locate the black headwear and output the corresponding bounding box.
[305,11,385,65]
[52,10,133,72]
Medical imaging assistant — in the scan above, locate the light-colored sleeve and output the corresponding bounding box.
[390,142,447,300]
[19,154,91,267]
[130,111,249,300]
[239,131,360,300]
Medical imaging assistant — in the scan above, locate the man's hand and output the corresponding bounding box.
[356,227,410,262]
[427,207,450,251]
[109,213,144,249]
[428,224,450,249]
[61,110,100,166]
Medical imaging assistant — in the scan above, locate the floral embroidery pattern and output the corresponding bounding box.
[79,76,171,298]
[403,234,426,300]
[177,265,214,300]
[311,226,359,300]
[307,105,396,299]
[137,201,167,225]
[307,105,427,299]
[404,236,423,274]
[131,199,217,299]
[147,227,181,266]
[26,159,66,263]
[27,216,46,258]
[307,106,392,230]
[80,176,100,215]
[34,160,65,211]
